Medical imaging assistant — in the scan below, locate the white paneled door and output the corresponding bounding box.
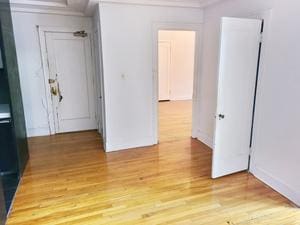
[158,42,171,101]
[45,32,96,133]
[212,17,262,178]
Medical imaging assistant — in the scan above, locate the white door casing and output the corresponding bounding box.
[158,41,171,101]
[212,17,262,178]
[152,23,203,144]
[45,32,97,133]
[93,29,103,134]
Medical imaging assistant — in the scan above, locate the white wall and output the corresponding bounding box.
[11,12,92,137]
[198,0,300,206]
[99,3,203,151]
[159,30,196,100]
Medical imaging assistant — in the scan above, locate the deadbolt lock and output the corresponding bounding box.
[48,79,56,84]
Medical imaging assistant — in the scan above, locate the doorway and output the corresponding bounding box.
[39,27,97,134]
[157,30,196,142]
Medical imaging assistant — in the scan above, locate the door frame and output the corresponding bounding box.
[158,40,172,101]
[93,9,107,145]
[38,25,97,135]
[246,10,273,171]
[152,22,203,143]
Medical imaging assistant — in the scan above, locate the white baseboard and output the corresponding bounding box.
[27,127,50,137]
[251,165,300,207]
[105,136,156,152]
[197,130,213,148]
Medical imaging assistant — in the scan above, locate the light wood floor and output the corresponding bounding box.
[159,100,193,143]
[7,101,299,225]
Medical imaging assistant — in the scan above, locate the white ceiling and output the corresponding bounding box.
[9,0,223,16]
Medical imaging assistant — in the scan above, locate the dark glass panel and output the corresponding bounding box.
[0,177,5,225]
[0,0,29,175]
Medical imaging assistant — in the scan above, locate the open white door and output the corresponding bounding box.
[212,17,262,178]
[158,42,171,101]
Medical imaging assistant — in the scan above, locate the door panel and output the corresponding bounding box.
[158,42,171,101]
[45,32,96,133]
[212,17,262,178]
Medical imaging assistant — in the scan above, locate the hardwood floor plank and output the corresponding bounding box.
[6,101,299,224]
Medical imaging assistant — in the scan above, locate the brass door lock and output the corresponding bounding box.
[51,86,58,96]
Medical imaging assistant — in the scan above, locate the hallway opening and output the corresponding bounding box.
[157,30,196,143]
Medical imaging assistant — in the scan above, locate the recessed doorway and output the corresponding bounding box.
[157,30,196,142]
[39,27,98,135]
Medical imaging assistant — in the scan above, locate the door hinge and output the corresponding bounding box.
[259,33,263,43]
[247,154,252,172]
[248,147,254,171]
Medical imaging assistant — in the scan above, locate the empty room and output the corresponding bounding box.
[0,0,299,224]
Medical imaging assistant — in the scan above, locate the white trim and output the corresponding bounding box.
[250,165,300,207]
[9,0,222,16]
[152,22,203,144]
[158,40,172,101]
[27,127,50,137]
[99,0,223,8]
[93,5,107,144]
[38,26,55,135]
[10,0,68,8]
[105,137,155,152]
[197,130,213,148]
[92,29,102,133]
[9,0,85,16]
[37,25,95,135]
[38,25,92,34]
[10,6,85,17]
[88,29,100,135]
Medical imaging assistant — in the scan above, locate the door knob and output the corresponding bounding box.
[218,114,225,119]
